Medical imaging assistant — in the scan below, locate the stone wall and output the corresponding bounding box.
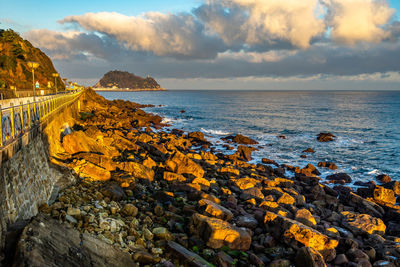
[0,92,84,260]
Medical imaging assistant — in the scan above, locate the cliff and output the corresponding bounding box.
[0,29,65,92]
[94,70,164,90]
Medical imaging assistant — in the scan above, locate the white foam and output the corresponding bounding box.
[368,169,380,175]
[200,128,231,135]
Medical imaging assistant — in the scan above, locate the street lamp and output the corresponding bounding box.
[52,73,59,94]
[27,61,39,100]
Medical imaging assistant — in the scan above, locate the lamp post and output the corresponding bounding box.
[27,61,39,100]
[52,73,59,94]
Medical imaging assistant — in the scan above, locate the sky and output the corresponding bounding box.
[1,0,400,90]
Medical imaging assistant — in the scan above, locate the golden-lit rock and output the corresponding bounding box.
[190,213,251,250]
[192,177,211,188]
[117,162,154,181]
[200,151,218,161]
[373,186,396,205]
[165,151,205,178]
[341,211,386,235]
[74,161,111,181]
[62,131,118,157]
[233,177,260,190]
[295,209,317,227]
[142,157,156,169]
[163,171,187,182]
[218,166,240,176]
[264,211,338,252]
[277,193,296,205]
[198,199,233,221]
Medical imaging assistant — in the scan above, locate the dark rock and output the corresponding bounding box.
[249,252,265,266]
[180,110,186,113]
[100,183,126,201]
[277,135,286,139]
[236,215,259,229]
[261,158,279,167]
[295,246,326,267]
[327,173,352,183]
[376,174,391,183]
[167,241,213,267]
[225,134,259,145]
[317,132,336,142]
[133,250,160,264]
[213,251,235,267]
[237,145,257,161]
[382,181,400,195]
[318,162,338,170]
[303,148,315,153]
[334,254,349,265]
[13,214,137,267]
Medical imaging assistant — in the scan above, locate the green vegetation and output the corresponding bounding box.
[95,70,161,89]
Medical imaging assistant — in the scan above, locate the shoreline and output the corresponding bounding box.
[12,89,400,266]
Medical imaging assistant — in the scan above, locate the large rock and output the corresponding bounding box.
[63,130,118,157]
[341,211,386,235]
[117,162,154,181]
[236,145,257,161]
[13,214,137,267]
[317,133,336,142]
[295,209,317,227]
[198,199,233,221]
[73,161,111,181]
[264,211,338,252]
[373,186,396,205]
[190,213,251,250]
[326,173,352,183]
[231,134,258,145]
[295,246,327,267]
[166,151,205,178]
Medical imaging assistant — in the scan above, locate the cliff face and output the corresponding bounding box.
[0,29,64,91]
[94,70,162,90]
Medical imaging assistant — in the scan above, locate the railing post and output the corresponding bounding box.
[10,103,14,139]
[27,101,30,128]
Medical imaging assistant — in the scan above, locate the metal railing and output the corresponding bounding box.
[0,89,84,148]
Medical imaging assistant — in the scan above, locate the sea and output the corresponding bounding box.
[98,90,400,184]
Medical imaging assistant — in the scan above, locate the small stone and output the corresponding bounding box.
[236,215,258,229]
[67,207,81,217]
[133,250,159,264]
[152,227,173,240]
[65,215,77,224]
[334,254,348,265]
[121,204,138,217]
[143,227,154,241]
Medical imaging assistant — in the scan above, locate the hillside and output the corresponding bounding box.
[0,29,64,92]
[94,70,163,90]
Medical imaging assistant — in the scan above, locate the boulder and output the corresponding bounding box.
[318,162,338,170]
[13,214,137,267]
[236,215,259,229]
[295,246,327,267]
[264,211,338,252]
[317,133,336,142]
[190,213,251,250]
[303,148,315,153]
[376,174,391,183]
[236,145,257,161]
[382,181,400,195]
[341,211,386,235]
[231,134,258,145]
[167,241,213,267]
[232,177,260,190]
[373,186,396,205]
[163,171,187,182]
[75,161,111,181]
[198,199,233,221]
[117,162,154,181]
[326,173,352,183]
[261,158,279,167]
[166,151,205,178]
[100,183,126,201]
[295,209,317,227]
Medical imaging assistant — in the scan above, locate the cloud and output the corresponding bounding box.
[22,0,400,86]
[322,0,395,44]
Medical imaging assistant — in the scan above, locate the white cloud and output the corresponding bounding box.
[322,0,395,44]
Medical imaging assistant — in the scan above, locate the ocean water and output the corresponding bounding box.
[99,90,400,184]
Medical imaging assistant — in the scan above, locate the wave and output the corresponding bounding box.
[200,128,231,136]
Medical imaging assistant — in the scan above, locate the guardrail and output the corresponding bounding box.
[0,89,84,148]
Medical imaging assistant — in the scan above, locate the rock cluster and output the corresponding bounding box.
[13,89,400,266]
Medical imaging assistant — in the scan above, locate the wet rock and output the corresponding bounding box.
[373,186,396,205]
[167,241,213,267]
[236,145,257,161]
[317,132,336,142]
[326,173,352,183]
[261,158,279,167]
[229,134,259,145]
[264,211,338,252]
[376,174,391,184]
[318,162,338,170]
[166,151,205,178]
[188,131,207,143]
[190,213,251,250]
[295,246,326,267]
[341,211,386,235]
[198,199,233,221]
[303,148,315,153]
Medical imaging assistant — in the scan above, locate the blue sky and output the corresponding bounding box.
[1,0,400,90]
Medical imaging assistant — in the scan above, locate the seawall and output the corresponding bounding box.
[0,90,85,260]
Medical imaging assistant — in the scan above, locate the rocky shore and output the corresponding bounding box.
[9,89,400,266]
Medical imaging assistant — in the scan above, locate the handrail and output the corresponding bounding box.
[0,89,84,148]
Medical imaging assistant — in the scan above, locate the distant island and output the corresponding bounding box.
[93,70,165,91]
